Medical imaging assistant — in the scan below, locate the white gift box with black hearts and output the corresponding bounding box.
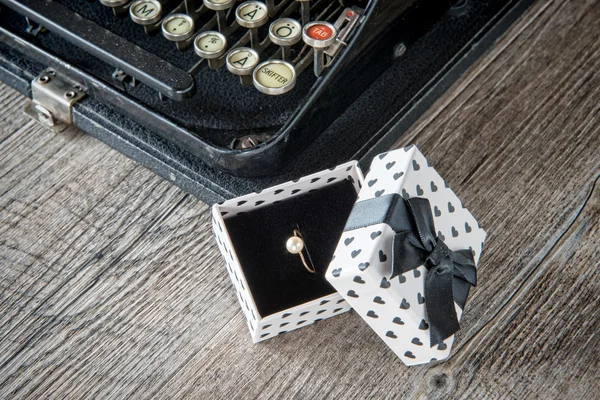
[212,162,364,343]
[326,146,486,366]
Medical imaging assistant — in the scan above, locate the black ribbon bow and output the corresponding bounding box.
[391,197,477,346]
[344,195,477,347]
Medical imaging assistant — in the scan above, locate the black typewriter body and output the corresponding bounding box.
[0,0,532,203]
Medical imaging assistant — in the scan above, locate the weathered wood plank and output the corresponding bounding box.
[0,0,599,398]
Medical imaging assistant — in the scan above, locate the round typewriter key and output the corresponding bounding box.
[162,14,195,42]
[303,21,337,77]
[269,18,301,62]
[195,31,227,69]
[235,1,269,28]
[100,0,130,7]
[253,60,296,95]
[130,0,163,25]
[203,0,236,11]
[302,21,337,48]
[226,47,260,86]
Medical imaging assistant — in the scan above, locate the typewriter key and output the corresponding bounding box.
[100,0,130,7]
[226,47,260,86]
[236,1,269,48]
[194,31,228,69]
[303,21,337,77]
[130,0,163,26]
[269,18,302,62]
[203,0,236,33]
[253,60,296,95]
[162,14,195,45]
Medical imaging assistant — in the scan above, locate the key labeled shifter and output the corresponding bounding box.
[253,60,296,95]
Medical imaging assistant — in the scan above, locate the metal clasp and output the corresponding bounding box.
[24,69,86,132]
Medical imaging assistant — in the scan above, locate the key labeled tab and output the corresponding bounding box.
[130,0,163,25]
[303,21,337,48]
[162,14,195,42]
[253,60,296,95]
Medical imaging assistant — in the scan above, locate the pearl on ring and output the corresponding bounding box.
[286,236,304,254]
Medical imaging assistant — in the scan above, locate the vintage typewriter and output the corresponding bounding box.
[0,0,531,202]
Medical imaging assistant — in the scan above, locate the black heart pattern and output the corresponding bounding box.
[375,190,385,197]
[274,189,284,195]
[379,152,388,160]
[398,274,407,284]
[237,200,247,206]
[320,300,330,305]
[347,175,355,184]
[419,319,429,330]
[413,269,421,278]
[380,277,391,289]
[393,172,404,181]
[437,342,448,351]
[465,222,472,233]
[333,308,343,313]
[379,250,388,262]
[327,177,336,183]
[416,185,424,196]
[393,317,404,325]
[310,177,320,183]
[452,227,459,237]
[404,351,416,359]
[347,290,359,298]
[353,276,366,284]
[438,231,446,241]
[386,161,396,170]
[370,231,382,240]
[317,309,326,315]
[282,313,292,319]
[368,179,378,187]
[255,200,265,206]
[291,189,301,195]
[448,202,455,213]
[344,237,355,246]
[300,311,309,316]
[280,322,289,327]
[373,296,385,305]
[402,189,410,199]
[332,268,341,277]
[358,262,370,271]
[351,249,362,258]
[431,181,438,192]
[400,299,410,309]
[434,206,442,217]
[411,337,423,346]
[386,331,398,339]
[297,320,306,325]
[367,310,378,318]
[417,292,425,304]
[412,160,420,171]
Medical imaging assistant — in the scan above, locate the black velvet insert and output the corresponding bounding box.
[224,180,358,318]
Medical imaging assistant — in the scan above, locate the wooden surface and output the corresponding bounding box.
[1,0,599,398]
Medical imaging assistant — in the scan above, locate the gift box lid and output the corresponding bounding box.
[326,145,487,366]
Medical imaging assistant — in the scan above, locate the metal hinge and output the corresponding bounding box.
[24,69,86,132]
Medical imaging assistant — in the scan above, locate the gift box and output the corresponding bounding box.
[326,146,486,365]
[212,146,485,365]
[212,162,364,342]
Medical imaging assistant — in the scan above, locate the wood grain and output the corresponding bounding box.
[1,0,599,398]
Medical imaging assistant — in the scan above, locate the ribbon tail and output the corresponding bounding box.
[425,258,460,347]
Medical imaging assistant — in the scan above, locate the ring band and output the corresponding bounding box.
[286,229,316,274]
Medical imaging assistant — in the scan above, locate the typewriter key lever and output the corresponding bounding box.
[203,0,237,34]
[302,21,337,77]
[236,1,269,49]
[226,47,260,86]
[269,18,302,63]
[194,31,228,70]
[100,0,131,17]
[162,13,196,50]
[129,0,163,34]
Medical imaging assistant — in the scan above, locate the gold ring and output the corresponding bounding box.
[286,229,316,274]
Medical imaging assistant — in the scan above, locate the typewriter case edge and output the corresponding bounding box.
[0,0,534,203]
